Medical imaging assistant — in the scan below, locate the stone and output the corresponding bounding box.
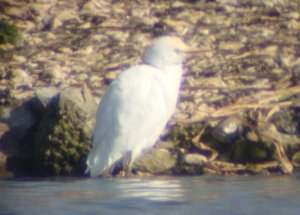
[44,64,68,83]
[219,41,244,51]
[288,20,300,30]
[80,0,111,17]
[212,116,243,143]
[0,102,36,140]
[133,148,177,174]
[77,73,88,81]
[104,71,118,82]
[286,12,300,19]
[11,68,32,88]
[33,86,97,176]
[16,20,36,32]
[11,55,26,63]
[31,87,59,113]
[258,45,278,57]
[59,47,72,54]
[182,153,207,166]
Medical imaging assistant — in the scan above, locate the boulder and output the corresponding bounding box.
[0,86,97,177]
[0,102,36,140]
[33,86,97,176]
[133,148,177,175]
[31,87,59,113]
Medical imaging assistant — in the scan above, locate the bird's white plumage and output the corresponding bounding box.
[87,36,188,177]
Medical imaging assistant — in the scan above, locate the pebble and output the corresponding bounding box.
[77,46,94,55]
[80,22,91,29]
[59,47,73,54]
[182,153,208,166]
[45,64,67,82]
[12,55,27,63]
[288,19,300,30]
[286,12,300,19]
[11,68,32,88]
[17,20,36,32]
[39,32,56,40]
[81,0,111,17]
[77,73,88,81]
[219,41,244,51]
[104,72,118,82]
[258,45,278,57]
[89,75,103,83]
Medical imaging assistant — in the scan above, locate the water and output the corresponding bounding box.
[0,175,300,215]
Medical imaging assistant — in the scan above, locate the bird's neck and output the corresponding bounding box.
[160,64,183,84]
[159,64,183,112]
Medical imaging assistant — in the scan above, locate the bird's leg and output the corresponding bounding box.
[122,152,134,177]
[122,147,143,177]
[127,147,143,176]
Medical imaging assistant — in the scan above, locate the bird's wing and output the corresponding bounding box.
[87,65,173,176]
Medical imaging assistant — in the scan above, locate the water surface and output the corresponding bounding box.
[0,175,299,215]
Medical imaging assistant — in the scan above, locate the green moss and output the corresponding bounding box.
[173,164,203,175]
[170,124,202,152]
[232,140,272,163]
[0,20,18,44]
[34,97,92,176]
[169,124,206,175]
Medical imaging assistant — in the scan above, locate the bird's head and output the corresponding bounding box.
[143,36,187,69]
[143,36,206,70]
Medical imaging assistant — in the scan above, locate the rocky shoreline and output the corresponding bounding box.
[1,0,300,178]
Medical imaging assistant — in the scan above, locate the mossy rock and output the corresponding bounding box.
[133,148,177,174]
[173,164,204,175]
[170,124,203,152]
[232,140,273,163]
[33,88,96,176]
[0,20,18,44]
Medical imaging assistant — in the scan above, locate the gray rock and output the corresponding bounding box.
[60,86,97,120]
[0,102,36,178]
[31,87,59,113]
[59,86,97,138]
[212,116,243,144]
[0,86,97,177]
[0,103,36,140]
[33,86,97,176]
[133,148,177,174]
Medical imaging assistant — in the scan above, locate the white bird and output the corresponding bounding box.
[87,36,196,177]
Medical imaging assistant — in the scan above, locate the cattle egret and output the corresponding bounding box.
[87,36,198,177]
